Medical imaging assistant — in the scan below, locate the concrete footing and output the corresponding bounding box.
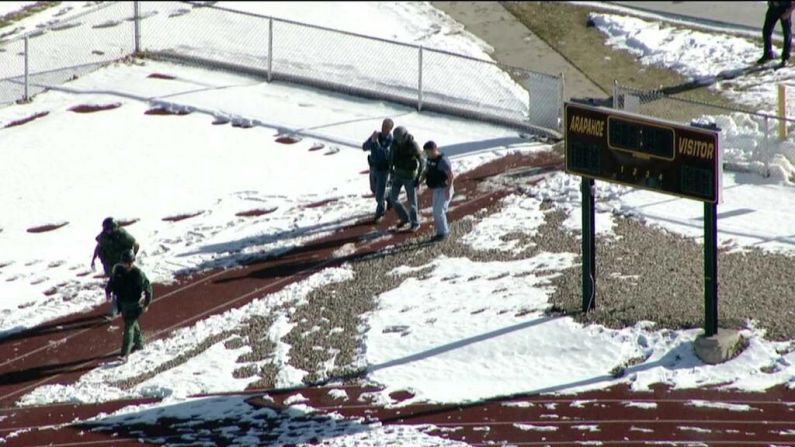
[694,329,742,364]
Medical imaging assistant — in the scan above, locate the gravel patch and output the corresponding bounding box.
[129,171,795,390]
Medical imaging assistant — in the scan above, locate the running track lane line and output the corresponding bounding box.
[0,189,509,405]
[3,394,793,433]
[0,159,560,370]
[11,417,793,434]
[0,267,232,369]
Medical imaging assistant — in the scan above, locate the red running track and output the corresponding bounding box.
[10,151,792,446]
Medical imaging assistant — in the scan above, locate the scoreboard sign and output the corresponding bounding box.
[565,102,720,203]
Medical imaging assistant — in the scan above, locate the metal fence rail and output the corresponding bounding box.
[613,81,795,175]
[0,2,135,106]
[0,1,564,137]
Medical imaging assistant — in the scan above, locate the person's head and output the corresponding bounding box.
[381,118,394,135]
[393,126,408,143]
[423,140,439,157]
[120,249,135,269]
[102,217,118,233]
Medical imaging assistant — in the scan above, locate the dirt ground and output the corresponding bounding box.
[502,1,751,111]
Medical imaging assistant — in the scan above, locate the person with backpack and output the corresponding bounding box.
[91,217,139,276]
[362,118,394,222]
[387,126,425,232]
[91,217,140,320]
[105,249,153,362]
[421,140,455,241]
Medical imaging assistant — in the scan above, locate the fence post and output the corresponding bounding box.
[558,72,565,131]
[764,115,771,176]
[133,1,141,54]
[23,36,29,102]
[612,80,618,109]
[267,18,273,82]
[778,83,787,140]
[417,45,423,111]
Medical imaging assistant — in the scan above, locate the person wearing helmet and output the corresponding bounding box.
[91,217,140,276]
[105,249,153,361]
[387,125,426,232]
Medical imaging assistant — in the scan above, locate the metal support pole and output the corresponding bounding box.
[267,18,273,82]
[418,46,423,111]
[581,177,596,313]
[763,116,770,176]
[703,202,718,337]
[778,83,788,140]
[23,36,29,102]
[612,80,618,109]
[133,1,141,54]
[558,72,565,131]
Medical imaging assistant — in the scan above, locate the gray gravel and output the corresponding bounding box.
[120,172,795,389]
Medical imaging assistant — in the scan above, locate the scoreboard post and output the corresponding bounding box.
[564,102,721,336]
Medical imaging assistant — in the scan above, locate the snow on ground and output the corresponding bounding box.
[4,1,795,445]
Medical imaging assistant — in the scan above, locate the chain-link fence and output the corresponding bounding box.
[613,81,795,177]
[142,1,563,136]
[1,1,563,137]
[0,2,136,106]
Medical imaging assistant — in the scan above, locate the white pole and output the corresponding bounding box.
[778,83,787,140]
[418,46,423,111]
[24,36,29,102]
[559,72,565,130]
[133,1,141,54]
[267,18,273,82]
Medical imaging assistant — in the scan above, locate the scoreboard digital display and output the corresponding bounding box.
[565,102,720,203]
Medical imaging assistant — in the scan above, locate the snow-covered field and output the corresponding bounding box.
[3,2,795,445]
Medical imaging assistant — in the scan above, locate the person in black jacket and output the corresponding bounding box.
[759,1,795,67]
[421,140,455,241]
[105,250,153,361]
[362,118,394,222]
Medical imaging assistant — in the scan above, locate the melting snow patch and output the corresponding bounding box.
[513,423,558,432]
[687,399,757,411]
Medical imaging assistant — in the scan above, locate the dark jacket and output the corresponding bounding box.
[425,153,452,188]
[106,265,153,310]
[363,133,393,171]
[389,134,425,180]
[96,228,136,269]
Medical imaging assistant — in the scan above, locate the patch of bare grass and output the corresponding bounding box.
[502,1,748,111]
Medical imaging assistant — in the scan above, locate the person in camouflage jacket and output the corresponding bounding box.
[105,250,152,360]
[91,217,139,276]
[387,126,426,231]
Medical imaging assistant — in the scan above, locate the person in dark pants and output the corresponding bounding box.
[92,217,140,319]
[387,126,426,232]
[105,250,153,361]
[421,141,455,241]
[362,118,394,222]
[759,1,795,67]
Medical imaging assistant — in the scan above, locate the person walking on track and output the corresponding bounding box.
[421,140,455,241]
[92,217,140,319]
[758,0,795,68]
[387,126,426,232]
[105,250,153,361]
[91,217,139,276]
[362,118,394,222]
